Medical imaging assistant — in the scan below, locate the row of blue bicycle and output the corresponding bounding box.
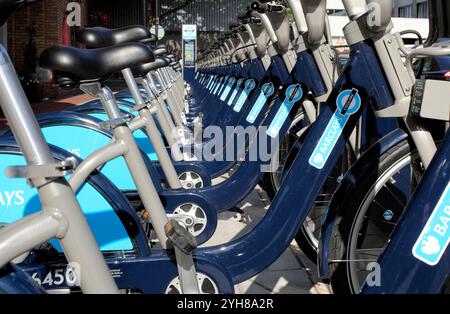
[0,0,448,294]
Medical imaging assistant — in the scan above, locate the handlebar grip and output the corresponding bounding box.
[238,11,249,20]
[229,21,240,30]
[270,5,283,12]
[251,1,283,13]
[250,1,268,14]
[250,17,262,24]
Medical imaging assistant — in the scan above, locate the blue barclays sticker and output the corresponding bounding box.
[247,83,275,124]
[205,76,212,88]
[309,89,361,170]
[211,76,221,92]
[267,84,303,138]
[218,76,229,94]
[227,78,245,106]
[213,77,224,94]
[216,76,229,95]
[233,79,256,113]
[412,182,450,266]
[220,77,236,101]
[211,76,220,91]
[207,76,216,90]
[213,77,224,95]
[208,76,218,91]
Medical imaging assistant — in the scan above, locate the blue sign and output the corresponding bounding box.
[233,79,256,113]
[247,83,275,124]
[267,84,303,138]
[217,78,227,95]
[309,89,361,169]
[207,76,217,90]
[413,182,450,266]
[0,154,132,252]
[215,76,229,95]
[220,77,236,101]
[227,79,245,107]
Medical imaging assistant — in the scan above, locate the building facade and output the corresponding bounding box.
[1,0,432,101]
[157,0,249,54]
[4,0,148,100]
[159,0,248,32]
[393,0,429,18]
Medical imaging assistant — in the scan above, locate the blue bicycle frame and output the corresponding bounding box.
[191,39,396,284]
[362,131,450,294]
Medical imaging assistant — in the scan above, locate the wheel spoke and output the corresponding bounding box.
[187,205,199,216]
[195,218,206,225]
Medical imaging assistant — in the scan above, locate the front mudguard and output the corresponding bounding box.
[318,128,409,279]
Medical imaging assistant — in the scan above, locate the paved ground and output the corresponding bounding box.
[204,177,331,294]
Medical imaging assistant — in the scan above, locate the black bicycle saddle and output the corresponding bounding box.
[77,25,156,49]
[153,44,168,57]
[132,57,169,77]
[40,42,155,82]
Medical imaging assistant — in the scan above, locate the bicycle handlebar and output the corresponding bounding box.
[229,21,240,30]
[250,1,283,14]
[301,0,326,45]
[250,17,262,25]
[238,11,250,20]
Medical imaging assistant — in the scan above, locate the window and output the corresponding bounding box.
[417,2,428,18]
[413,56,450,77]
[160,0,248,32]
[399,5,413,18]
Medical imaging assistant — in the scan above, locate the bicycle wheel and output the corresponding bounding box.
[328,139,429,293]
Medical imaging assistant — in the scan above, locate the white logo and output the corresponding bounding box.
[313,153,324,165]
[421,235,441,256]
[0,190,25,207]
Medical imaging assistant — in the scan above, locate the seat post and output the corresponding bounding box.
[145,74,178,131]
[121,68,183,189]
[154,70,185,127]
[159,67,185,114]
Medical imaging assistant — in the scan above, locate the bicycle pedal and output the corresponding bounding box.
[164,219,197,254]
